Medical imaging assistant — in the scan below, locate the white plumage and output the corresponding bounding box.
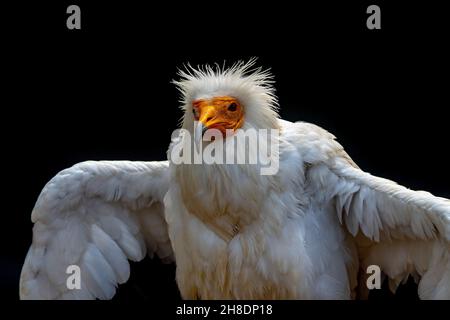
[20,61,450,299]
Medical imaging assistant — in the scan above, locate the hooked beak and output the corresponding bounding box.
[194,121,206,150]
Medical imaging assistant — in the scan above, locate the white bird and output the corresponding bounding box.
[20,60,450,300]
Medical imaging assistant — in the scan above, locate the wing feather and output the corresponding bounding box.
[283,120,450,299]
[318,145,450,299]
[20,160,173,300]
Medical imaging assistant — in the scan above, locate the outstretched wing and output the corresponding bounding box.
[20,161,173,300]
[304,135,450,299]
[318,158,450,299]
[284,120,450,299]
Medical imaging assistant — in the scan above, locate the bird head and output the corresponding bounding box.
[173,59,280,140]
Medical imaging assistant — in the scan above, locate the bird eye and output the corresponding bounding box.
[228,103,237,111]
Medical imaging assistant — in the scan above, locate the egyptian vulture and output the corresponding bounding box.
[20,61,450,300]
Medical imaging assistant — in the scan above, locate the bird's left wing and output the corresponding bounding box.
[304,131,450,299]
[284,121,450,299]
[20,161,173,300]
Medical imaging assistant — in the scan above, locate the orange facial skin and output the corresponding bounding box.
[193,96,245,137]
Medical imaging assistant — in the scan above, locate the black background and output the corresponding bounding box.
[2,0,449,309]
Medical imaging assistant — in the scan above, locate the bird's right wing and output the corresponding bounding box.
[20,160,173,300]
